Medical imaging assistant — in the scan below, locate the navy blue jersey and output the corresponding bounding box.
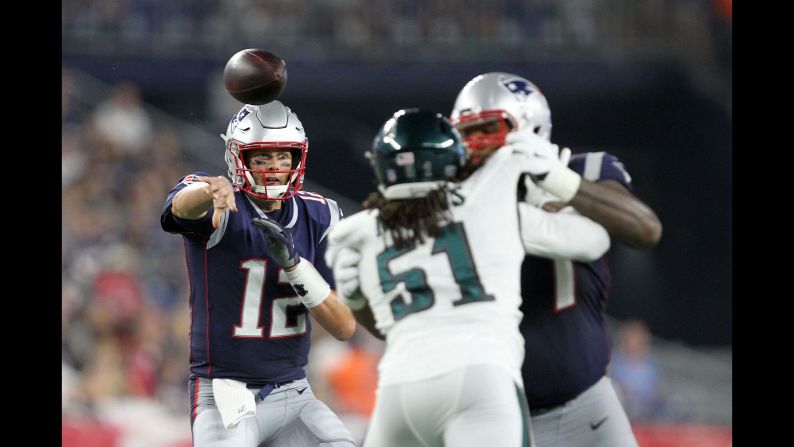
[520,152,633,409]
[161,173,342,385]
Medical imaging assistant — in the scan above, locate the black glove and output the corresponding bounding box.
[252,217,300,269]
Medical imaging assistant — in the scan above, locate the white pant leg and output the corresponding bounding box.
[443,364,529,447]
[531,376,638,447]
[262,379,356,447]
[191,378,261,447]
[363,383,430,447]
[365,364,529,447]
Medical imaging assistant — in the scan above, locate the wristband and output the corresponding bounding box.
[285,258,331,308]
[536,163,582,202]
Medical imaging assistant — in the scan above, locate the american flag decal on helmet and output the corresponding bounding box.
[395,152,415,166]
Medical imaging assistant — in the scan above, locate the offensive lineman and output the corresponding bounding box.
[450,72,663,447]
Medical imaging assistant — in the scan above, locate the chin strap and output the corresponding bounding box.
[245,169,290,199]
[264,184,289,197]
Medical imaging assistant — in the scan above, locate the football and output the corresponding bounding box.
[223,49,287,105]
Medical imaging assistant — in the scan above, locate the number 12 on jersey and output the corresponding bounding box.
[377,222,494,321]
[233,259,308,338]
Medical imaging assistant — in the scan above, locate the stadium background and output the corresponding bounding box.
[62,1,732,445]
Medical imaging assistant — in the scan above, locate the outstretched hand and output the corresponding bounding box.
[196,175,238,229]
[251,217,300,270]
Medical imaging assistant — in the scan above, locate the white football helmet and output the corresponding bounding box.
[222,100,307,200]
[450,72,551,165]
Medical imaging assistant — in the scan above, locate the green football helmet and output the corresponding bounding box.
[369,109,468,199]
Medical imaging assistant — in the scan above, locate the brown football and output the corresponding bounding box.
[223,49,287,105]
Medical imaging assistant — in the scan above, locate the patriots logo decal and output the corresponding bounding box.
[502,79,535,100]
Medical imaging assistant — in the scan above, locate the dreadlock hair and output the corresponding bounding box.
[363,185,453,250]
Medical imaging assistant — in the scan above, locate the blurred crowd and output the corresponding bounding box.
[62,0,731,73]
[610,319,668,422]
[63,69,197,446]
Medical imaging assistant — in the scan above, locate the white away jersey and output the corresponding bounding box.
[328,145,543,386]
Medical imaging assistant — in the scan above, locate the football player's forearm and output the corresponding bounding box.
[172,182,213,219]
[569,180,662,249]
[519,203,610,261]
[309,292,357,341]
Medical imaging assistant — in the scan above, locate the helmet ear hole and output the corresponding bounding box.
[533,125,541,134]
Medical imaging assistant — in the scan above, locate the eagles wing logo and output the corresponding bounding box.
[501,79,535,100]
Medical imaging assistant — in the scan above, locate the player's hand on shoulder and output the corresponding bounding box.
[505,129,571,166]
[505,128,554,153]
[522,146,572,209]
[506,130,562,176]
[251,217,300,270]
[508,132,581,202]
[195,175,238,228]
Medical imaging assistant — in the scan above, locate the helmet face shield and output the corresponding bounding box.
[452,109,516,166]
[223,101,308,201]
[227,140,307,200]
